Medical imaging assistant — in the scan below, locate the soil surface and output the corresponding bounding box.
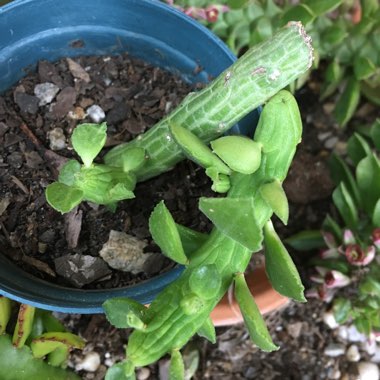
[0,53,215,289]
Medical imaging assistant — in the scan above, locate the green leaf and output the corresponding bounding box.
[354,56,377,80]
[206,167,231,193]
[45,182,84,214]
[263,221,305,302]
[332,183,358,229]
[149,201,188,265]
[175,224,208,256]
[0,297,11,334]
[103,298,146,329]
[354,317,372,336]
[259,180,288,224]
[321,24,347,47]
[304,0,342,15]
[199,197,262,251]
[356,153,380,214]
[234,273,278,352]
[71,123,107,167]
[169,124,230,175]
[372,198,380,226]
[227,0,249,9]
[284,230,325,251]
[370,119,380,150]
[0,335,80,380]
[108,183,135,202]
[58,160,81,186]
[309,258,350,274]
[333,298,351,324]
[333,77,361,127]
[323,214,342,241]
[106,362,135,380]
[359,277,380,297]
[211,136,262,174]
[121,147,146,172]
[197,317,216,344]
[170,350,185,380]
[281,4,316,26]
[189,265,221,300]
[328,153,361,206]
[13,305,35,348]
[347,133,372,166]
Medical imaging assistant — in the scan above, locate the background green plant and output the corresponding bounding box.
[168,0,380,127]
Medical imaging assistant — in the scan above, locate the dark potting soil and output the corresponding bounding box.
[0,53,213,289]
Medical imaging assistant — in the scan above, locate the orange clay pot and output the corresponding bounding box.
[210,266,289,327]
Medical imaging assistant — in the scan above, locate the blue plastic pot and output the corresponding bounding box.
[0,0,260,313]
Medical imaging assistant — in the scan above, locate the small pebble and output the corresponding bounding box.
[34,82,60,105]
[327,367,341,380]
[68,106,86,120]
[322,310,339,329]
[87,104,106,123]
[357,362,380,380]
[7,152,23,168]
[317,131,332,141]
[75,351,101,372]
[347,325,367,343]
[324,343,346,357]
[137,367,151,380]
[362,338,377,356]
[324,136,339,150]
[47,127,66,151]
[346,344,361,362]
[371,345,380,363]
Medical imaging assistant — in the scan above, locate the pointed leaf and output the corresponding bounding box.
[354,56,376,80]
[347,133,372,166]
[103,297,146,329]
[170,350,185,380]
[0,296,11,334]
[189,265,221,300]
[281,4,316,26]
[304,0,342,15]
[149,201,188,265]
[370,119,380,150]
[234,273,278,352]
[332,183,358,229]
[175,224,208,256]
[71,123,107,167]
[169,124,230,175]
[284,230,325,251]
[48,346,69,367]
[323,214,342,241]
[210,136,262,174]
[121,147,146,172]
[372,198,380,226]
[108,183,135,202]
[356,153,380,214]
[259,180,289,224]
[197,317,216,344]
[12,304,36,348]
[333,77,360,127]
[264,221,305,302]
[199,197,263,251]
[328,153,361,206]
[46,182,84,214]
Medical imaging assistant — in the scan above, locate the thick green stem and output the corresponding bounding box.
[104,21,313,181]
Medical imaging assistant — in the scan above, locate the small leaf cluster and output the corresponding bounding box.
[287,118,380,336]
[45,123,145,213]
[0,297,84,379]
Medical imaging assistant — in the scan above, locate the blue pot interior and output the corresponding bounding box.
[0,0,260,313]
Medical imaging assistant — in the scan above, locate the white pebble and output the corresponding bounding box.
[75,351,101,372]
[324,343,346,357]
[323,310,339,329]
[86,104,106,123]
[371,345,380,363]
[347,325,367,343]
[362,338,377,356]
[34,82,60,106]
[346,345,361,362]
[137,367,151,380]
[357,362,380,380]
[47,127,66,151]
[324,136,339,150]
[327,367,341,380]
